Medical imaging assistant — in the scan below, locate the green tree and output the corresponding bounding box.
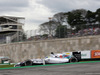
[55,25,67,38]
[67,9,87,32]
[85,10,96,25]
[40,21,59,36]
[95,8,100,24]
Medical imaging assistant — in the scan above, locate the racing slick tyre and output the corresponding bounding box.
[14,64,21,67]
[69,57,78,63]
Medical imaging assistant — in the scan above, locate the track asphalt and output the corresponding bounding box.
[0,61,100,75]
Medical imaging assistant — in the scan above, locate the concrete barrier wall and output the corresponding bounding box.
[0,35,100,63]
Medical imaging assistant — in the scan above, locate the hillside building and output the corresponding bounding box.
[0,16,25,43]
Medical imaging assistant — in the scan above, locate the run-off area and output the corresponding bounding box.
[0,62,100,75]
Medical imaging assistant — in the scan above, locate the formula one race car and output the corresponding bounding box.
[14,52,78,67]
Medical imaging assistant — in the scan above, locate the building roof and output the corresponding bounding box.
[0,16,25,19]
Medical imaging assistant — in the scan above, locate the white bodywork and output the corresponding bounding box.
[31,59,44,64]
[44,57,69,64]
[15,53,70,67]
[44,55,69,64]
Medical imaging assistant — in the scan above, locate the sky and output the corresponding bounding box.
[0,0,100,31]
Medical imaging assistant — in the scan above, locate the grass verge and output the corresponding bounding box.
[0,64,14,68]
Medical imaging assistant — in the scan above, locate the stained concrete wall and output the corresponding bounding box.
[0,35,100,63]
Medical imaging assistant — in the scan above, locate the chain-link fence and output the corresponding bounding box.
[0,24,100,44]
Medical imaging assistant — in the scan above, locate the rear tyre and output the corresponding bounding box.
[69,57,78,63]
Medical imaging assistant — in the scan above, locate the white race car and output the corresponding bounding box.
[14,53,78,67]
